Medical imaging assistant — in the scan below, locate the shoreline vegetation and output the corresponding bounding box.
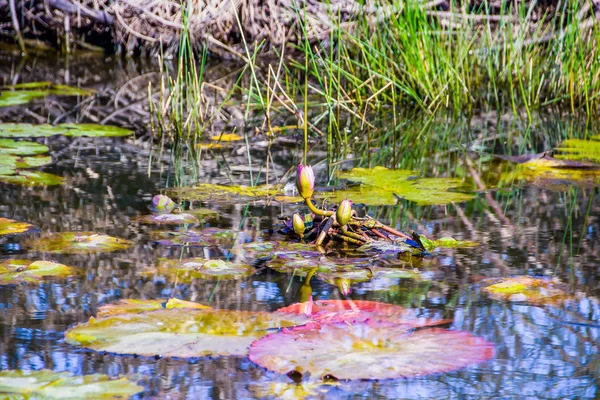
[3,1,600,167]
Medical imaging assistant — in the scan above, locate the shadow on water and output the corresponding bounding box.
[0,52,599,398]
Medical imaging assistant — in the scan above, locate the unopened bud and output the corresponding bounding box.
[336,199,353,226]
[292,213,305,238]
[296,164,315,199]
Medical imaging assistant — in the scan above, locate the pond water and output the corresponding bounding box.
[0,52,599,399]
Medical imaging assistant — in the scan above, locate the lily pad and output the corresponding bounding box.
[419,235,478,250]
[0,83,95,108]
[0,170,64,186]
[133,213,198,225]
[28,232,134,254]
[0,369,143,399]
[168,183,281,203]
[555,137,600,164]
[482,276,570,305]
[15,155,53,168]
[150,258,254,281]
[210,133,243,141]
[0,259,77,284]
[320,167,474,206]
[0,217,37,236]
[0,123,132,138]
[248,323,495,380]
[0,139,49,155]
[152,228,235,247]
[65,309,309,358]
[97,298,211,317]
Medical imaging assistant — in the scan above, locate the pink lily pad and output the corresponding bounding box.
[249,323,495,380]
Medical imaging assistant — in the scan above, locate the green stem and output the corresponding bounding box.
[305,197,334,216]
[341,226,368,242]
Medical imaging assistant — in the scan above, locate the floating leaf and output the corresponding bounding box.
[0,170,64,186]
[196,143,223,150]
[0,369,143,399]
[319,167,474,206]
[0,217,37,236]
[555,138,600,164]
[168,183,281,203]
[236,241,281,259]
[210,133,243,141]
[152,228,235,247]
[0,259,78,284]
[133,213,198,225]
[185,207,219,218]
[0,90,49,107]
[65,309,309,358]
[0,123,132,138]
[0,83,94,108]
[15,155,53,168]
[28,232,134,254]
[0,139,49,155]
[419,235,478,251]
[482,276,570,305]
[248,323,495,380]
[277,300,446,327]
[97,298,211,317]
[149,258,254,281]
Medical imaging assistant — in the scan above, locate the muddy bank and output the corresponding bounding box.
[1,0,569,57]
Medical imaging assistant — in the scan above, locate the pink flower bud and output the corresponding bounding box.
[292,213,305,238]
[296,164,315,199]
[336,199,353,226]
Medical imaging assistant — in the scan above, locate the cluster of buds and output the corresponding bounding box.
[293,164,355,242]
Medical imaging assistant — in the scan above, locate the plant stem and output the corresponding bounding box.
[305,197,334,216]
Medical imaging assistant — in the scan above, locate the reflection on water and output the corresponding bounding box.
[0,53,599,399]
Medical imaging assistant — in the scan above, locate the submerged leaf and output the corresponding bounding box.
[28,232,134,254]
[0,259,77,284]
[248,323,495,380]
[97,298,211,317]
[65,309,308,358]
[0,369,142,399]
[0,123,132,138]
[150,258,254,281]
[319,167,474,206]
[482,276,570,305]
[0,217,37,236]
[133,213,198,225]
[151,228,235,247]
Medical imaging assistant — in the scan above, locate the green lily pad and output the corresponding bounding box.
[149,258,254,281]
[0,259,78,284]
[248,323,495,380]
[97,298,211,317]
[65,309,309,358]
[482,276,570,305]
[133,213,199,225]
[0,139,49,155]
[0,217,37,236]
[15,155,53,168]
[151,228,235,247]
[419,235,478,251]
[185,207,219,218]
[320,167,475,206]
[0,83,95,108]
[0,369,143,399]
[28,232,134,254]
[168,183,281,203]
[0,123,132,138]
[0,170,64,186]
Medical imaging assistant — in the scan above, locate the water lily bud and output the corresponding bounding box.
[151,194,176,214]
[292,213,305,238]
[335,278,352,296]
[336,199,353,226]
[296,164,315,199]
